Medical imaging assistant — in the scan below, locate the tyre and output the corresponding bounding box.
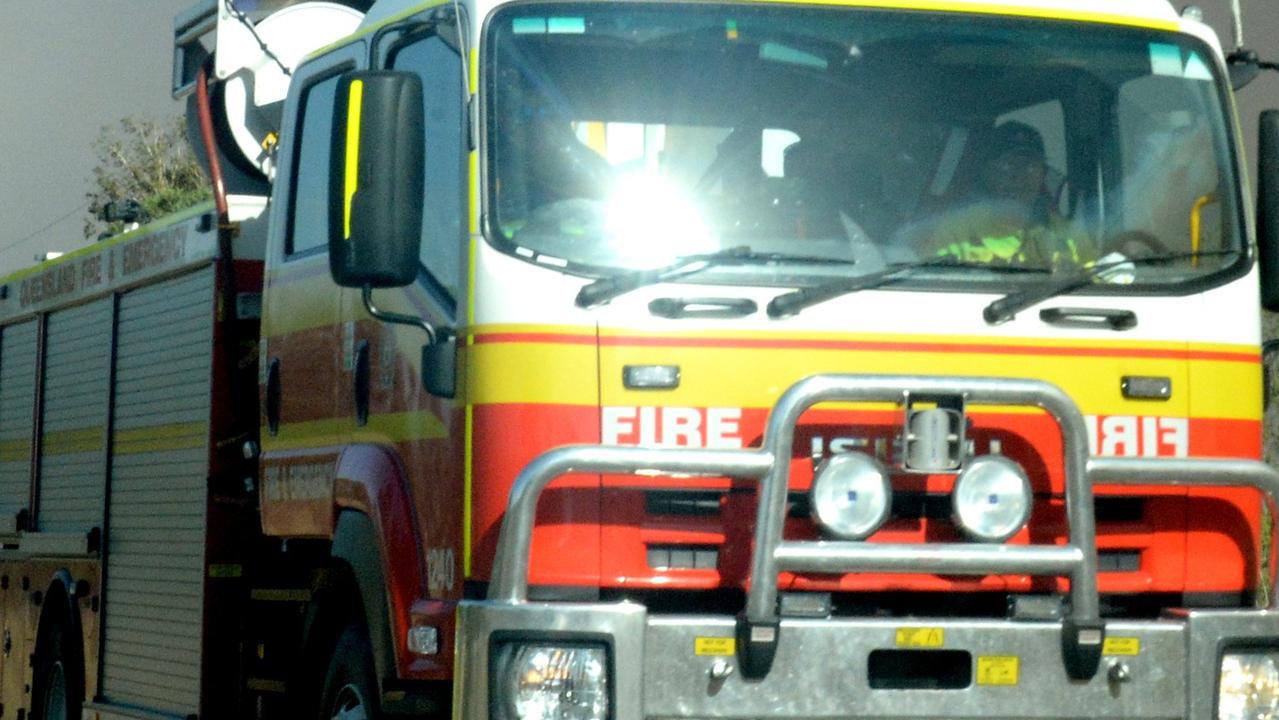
[318,622,381,720]
[30,614,83,720]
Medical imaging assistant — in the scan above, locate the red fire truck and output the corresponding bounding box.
[3,0,1279,718]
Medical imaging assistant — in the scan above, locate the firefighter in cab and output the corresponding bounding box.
[927,121,1097,268]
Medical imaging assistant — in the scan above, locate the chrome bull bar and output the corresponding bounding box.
[486,374,1279,682]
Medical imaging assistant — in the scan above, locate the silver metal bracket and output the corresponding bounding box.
[361,286,455,398]
[900,391,967,472]
[362,285,437,345]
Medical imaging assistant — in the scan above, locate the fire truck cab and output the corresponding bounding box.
[2,0,1279,719]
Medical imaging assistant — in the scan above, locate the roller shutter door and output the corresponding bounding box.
[38,298,111,533]
[0,321,37,520]
[101,269,212,715]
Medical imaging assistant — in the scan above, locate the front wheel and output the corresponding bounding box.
[30,615,83,720]
[318,623,381,720]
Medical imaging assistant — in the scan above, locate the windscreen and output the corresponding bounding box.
[487,4,1244,290]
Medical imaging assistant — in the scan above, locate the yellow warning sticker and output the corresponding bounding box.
[1103,637,1141,656]
[694,637,736,656]
[895,627,944,648]
[976,656,1020,686]
[207,564,243,578]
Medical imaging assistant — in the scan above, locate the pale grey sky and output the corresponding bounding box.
[0,0,193,274]
[1,1,1277,275]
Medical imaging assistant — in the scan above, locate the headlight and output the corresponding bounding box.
[1220,652,1279,720]
[810,452,891,540]
[952,455,1031,542]
[496,644,609,720]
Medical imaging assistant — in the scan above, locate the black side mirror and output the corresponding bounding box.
[423,335,456,399]
[328,71,424,288]
[1228,50,1263,91]
[1258,110,1279,310]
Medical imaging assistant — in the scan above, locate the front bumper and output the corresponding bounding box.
[457,603,1279,719]
[456,375,1279,720]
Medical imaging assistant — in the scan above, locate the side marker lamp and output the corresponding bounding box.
[952,455,1031,542]
[494,644,609,720]
[810,452,892,540]
[623,364,680,389]
[1220,652,1279,720]
[407,626,439,655]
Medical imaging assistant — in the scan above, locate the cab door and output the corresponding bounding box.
[352,16,469,603]
[259,41,366,537]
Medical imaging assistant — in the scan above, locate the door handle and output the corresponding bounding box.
[1039,307,1137,331]
[648,297,758,319]
[353,341,370,426]
[265,358,281,436]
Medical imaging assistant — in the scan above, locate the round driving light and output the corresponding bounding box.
[503,644,609,720]
[952,455,1031,542]
[810,452,892,540]
[1219,652,1279,720]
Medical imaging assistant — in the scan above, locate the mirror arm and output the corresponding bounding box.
[361,285,444,345]
[1229,48,1279,73]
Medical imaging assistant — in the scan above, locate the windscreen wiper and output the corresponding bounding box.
[575,246,858,308]
[767,257,1049,318]
[982,249,1244,324]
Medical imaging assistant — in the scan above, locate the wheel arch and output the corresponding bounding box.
[35,569,84,665]
[323,443,427,683]
[330,510,397,685]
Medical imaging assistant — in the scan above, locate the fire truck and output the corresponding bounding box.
[2,0,1279,717]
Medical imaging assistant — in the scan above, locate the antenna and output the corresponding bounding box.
[1230,0,1244,50]
[1217,0,1279,90]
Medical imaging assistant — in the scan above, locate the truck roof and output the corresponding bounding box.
[360,0,1184,34]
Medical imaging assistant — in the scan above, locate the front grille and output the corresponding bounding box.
[647,544,719,570]
[788,491,953,520]
[648,489,1146,524]
[1095,497,1144,523]
[644,491,1145,574]
[1098,550,1141,573]
[645,490,723,517]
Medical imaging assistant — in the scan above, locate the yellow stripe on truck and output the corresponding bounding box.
[597,346,1196,416]
[343,79,364,240]
[114,422,209,455]
[0,440,29,463]
[261,410,448,453]
[737,0,1179,31]
[40,427,105,456]
[467,342,599,406]
[1188,359,1262,419]
[468,325,1259,420]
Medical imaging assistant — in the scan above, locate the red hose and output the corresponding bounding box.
[195,63,248,459]
[196,64,229,224]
